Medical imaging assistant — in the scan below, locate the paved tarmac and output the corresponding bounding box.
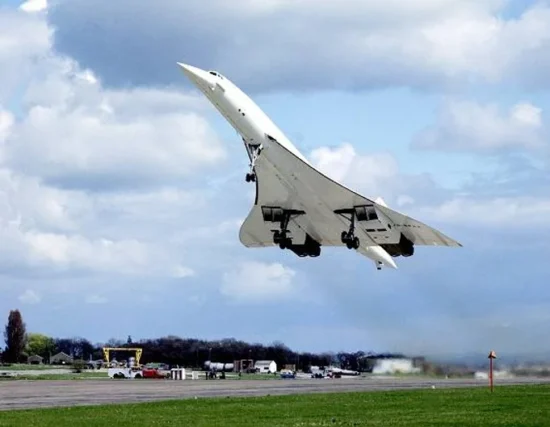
[1,376,550,411]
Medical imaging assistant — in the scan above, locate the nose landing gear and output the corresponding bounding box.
[244,142,262,183]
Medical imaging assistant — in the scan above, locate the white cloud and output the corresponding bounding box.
[18,289,41,304]
[308,142,550,230]
[1,3,549,356]
[413,100,547,152]
[309,143,400,198]
[0,8,231,281]
[24,233,148,273]
[0,9,51,100]
[3,55,226,190]
[0,109,14,144]
[418,196,550,227]
[221,261,297,302]
[47,0,550,92]
[0,168,204,277]
[0,169,87,233]
[19,0,48,13]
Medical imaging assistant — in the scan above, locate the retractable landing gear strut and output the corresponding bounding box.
[272,210,293,250]
[335,208,360,250]
[245,143,262,183]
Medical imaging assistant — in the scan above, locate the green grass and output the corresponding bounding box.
[0,364,68,371]
[0,372,107,381]
[0,385,549,426]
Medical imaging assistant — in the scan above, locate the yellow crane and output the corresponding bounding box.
[102,347,143,367]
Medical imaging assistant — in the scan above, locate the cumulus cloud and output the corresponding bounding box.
[1,1,550,358]
[308,142,452,208]
[221,261,297,302]
[418,196,550,228]
[0,7,229,281]
[0,8,51,100]
[47,0,550,92]
[413,100,548,152]
[3,56,226,191]
[0,110,14,143]
[309,143,400,196]
[308,142,550,230]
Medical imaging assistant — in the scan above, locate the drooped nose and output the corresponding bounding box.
[177,62,214,90]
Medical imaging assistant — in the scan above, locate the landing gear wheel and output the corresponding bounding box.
[279,238,291,250]
[273,230,292,249]
[342,231,360,250]
[273,230,283,244]
[245,172,256,183]
[341,231,348,243]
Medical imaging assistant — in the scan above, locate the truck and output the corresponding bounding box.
[108,367,143,379]
[108,366,171,379]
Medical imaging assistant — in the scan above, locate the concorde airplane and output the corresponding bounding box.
[177,63,462,270]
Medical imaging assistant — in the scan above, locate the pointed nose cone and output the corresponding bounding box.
[177,62,202,80]
[176,62,207,87]
[177,62,215,93]
[385,258,398,269]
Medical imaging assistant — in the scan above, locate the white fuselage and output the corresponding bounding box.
[185,67,309,164]
[177,63,396,269]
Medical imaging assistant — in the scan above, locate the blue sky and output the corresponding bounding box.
[1,0,550,359]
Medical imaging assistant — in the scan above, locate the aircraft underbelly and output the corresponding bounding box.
[260,145,355,246]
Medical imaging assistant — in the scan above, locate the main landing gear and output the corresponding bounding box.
[341,230,360,250]
[262,206,320,257]
[272,210,293,250]
[335,208,360,250]
[244,143,262,183]
[272,211,321,257]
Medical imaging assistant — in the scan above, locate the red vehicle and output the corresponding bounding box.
[141,367,170,379]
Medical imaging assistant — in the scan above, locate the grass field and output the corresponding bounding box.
[0,372,107,381]
[0,385,548,426]
[0,364,68,371]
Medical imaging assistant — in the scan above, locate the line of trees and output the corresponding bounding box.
[1,309,405,372]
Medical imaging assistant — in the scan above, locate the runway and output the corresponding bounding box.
[1,376,550,411]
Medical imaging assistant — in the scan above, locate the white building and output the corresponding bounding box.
[255,360,277,374]
[372,358,421,375]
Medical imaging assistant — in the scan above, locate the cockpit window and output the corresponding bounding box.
[208,71,223,79]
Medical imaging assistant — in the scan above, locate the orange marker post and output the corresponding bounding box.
[488,350,497,392]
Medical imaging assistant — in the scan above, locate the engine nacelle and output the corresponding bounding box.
[380,233,414,258]
[287,234,321,257]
